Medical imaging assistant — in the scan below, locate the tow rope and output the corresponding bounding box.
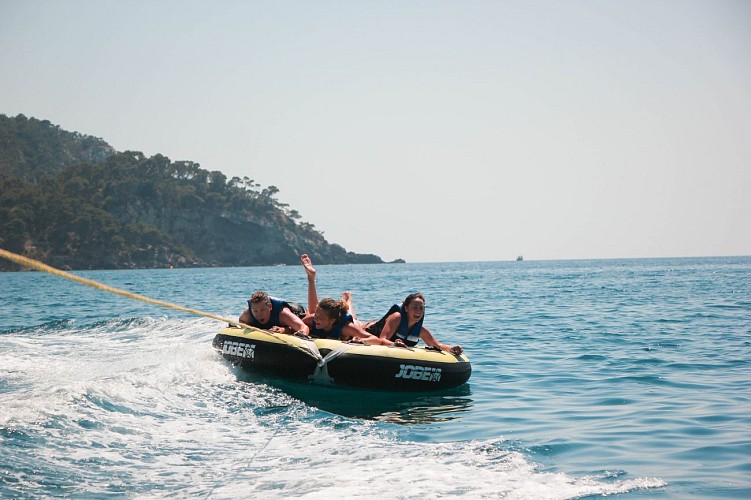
[0,248,321,361]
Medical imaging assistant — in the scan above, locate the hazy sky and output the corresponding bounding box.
[2,0,749,262]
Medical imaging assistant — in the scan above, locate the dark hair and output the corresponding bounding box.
[317,297,348,322]
[402,292,425,308]
[250,291,270,304]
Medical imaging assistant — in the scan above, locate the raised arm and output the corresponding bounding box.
[301,254,318,314]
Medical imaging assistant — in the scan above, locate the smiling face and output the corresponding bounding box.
[313,308,336,332]
[404,297,425,323]
[314,298,346,332]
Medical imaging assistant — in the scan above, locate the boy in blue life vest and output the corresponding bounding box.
[238,290,309,335]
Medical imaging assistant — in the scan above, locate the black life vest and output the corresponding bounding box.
[309,313,354,340]
[365,304,423,347]
[248,296,306,329]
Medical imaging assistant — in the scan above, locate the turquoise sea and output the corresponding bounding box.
[1,257,749,499]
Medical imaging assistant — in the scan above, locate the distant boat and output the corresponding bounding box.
[516,255,524,261]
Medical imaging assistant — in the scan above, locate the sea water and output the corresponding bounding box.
[1,257,749,499]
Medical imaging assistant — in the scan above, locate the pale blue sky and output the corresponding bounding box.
[2,0,749,262]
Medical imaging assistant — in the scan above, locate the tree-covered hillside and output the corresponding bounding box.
[0,114,384,270]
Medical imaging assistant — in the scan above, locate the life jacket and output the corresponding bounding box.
[248,296,306,329]
[365,304,423,347]
[309,313,354,340]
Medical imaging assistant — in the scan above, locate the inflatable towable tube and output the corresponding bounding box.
[213,326,471,391]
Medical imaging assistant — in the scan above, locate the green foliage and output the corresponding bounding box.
[0,113,115,182]
[0,113,384,270]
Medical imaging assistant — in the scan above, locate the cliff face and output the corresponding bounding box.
[0,114,385,270]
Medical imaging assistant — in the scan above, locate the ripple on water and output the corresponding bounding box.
[2,258,750,498]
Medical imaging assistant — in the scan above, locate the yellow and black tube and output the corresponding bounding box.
[213,327,471,391]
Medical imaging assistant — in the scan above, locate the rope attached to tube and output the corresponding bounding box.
[0,248,321,361]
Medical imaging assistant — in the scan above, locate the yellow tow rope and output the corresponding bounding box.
[0,248,321,360]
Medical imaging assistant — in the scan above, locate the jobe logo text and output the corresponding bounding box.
[222,341,255,359]
[395,364,442,382]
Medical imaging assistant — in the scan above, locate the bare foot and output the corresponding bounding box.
[300,254,316,279]
[342,291,357,321]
